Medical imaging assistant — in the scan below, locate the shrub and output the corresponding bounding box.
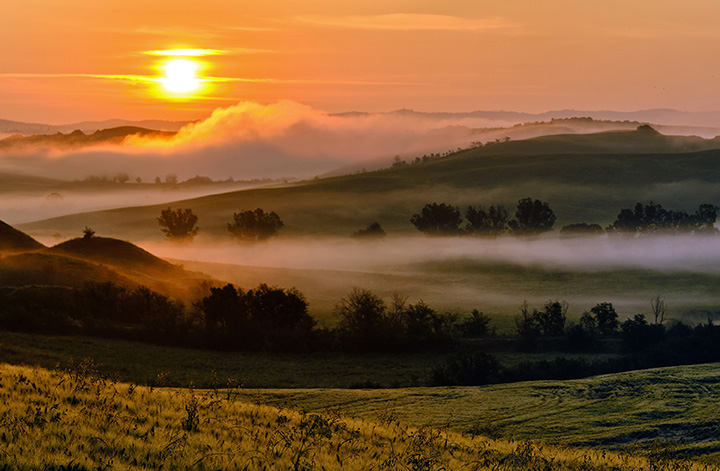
[157,207,199,242]
[410,203,462,235]
[353,222,387,239]
[227,208,283,242]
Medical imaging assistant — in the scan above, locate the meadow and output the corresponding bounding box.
[1,360,717,470]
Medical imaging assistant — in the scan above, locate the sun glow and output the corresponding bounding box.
[161,59,201,94]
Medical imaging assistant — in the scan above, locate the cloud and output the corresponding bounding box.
[124,100,483,158]
[295,14,518,32]
[141,48,233,57]
[0,100,495,182]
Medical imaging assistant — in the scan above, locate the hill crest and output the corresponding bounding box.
[47,236,178,273]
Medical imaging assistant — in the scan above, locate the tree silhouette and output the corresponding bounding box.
[227,208,283,242]
[590,302,619,335]
[508,198,556,236]
[157,207,199,242]
[560,223,604,236]
[352,222,386,239]
[609,202,719,234]
[410,203,462,235]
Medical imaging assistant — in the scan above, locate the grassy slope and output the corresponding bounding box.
[237,363,720,459]
[4,362,693,471]
[0,220,45,251]
[0,360,716,469]
[18,130,720,240]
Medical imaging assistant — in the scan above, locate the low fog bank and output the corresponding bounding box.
[134,235,720,323]
[140,234,720,275]
[0,185,272,225]
[6,101,720,182]
[0,101,489,182]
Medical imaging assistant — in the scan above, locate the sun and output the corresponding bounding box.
[161,59,201,94]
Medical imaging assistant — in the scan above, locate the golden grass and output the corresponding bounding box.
[0,361,712,470]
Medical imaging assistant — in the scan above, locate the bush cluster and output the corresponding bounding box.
[0,283,193,344]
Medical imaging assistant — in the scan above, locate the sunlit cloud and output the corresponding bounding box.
[295,14,518,32]
[142,48,232,57]
[0,73,428,88]
[0,73,157,84]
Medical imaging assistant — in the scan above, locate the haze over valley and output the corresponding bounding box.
[5,1,720,468]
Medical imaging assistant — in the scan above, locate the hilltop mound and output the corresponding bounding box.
[0,220,45,252]
[44,236,215,300]
[47,236,178,274]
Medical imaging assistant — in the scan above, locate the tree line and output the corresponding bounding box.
[7,281,720,386]
[0,282,484,353]
[154,199,718,243]
[409,199,718,237]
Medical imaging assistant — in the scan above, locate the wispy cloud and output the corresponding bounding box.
[141,48,232,57]
[0,73,157,83]
[0,73,428,87]
[295,14,518,32]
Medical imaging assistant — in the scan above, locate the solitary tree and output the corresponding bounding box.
[227,208,283,242]
[353,222,386,239]
[508,198,556,236]
[410,203,462,235]
[590,302,619,335]
[158,207,199,242]
[535,300,568,336]
[651,296,666,325]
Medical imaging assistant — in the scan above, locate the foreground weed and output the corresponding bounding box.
[181,388,201,433]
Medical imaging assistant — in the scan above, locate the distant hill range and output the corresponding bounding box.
[0,118,190,136]
[322,121,720,176]
[332,108,720,128]
[0,126,175,150]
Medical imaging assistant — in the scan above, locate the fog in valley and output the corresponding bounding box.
[3,100,720,184]
[0,101,500,182]
[0,184,278,225]
[116,234,720,326]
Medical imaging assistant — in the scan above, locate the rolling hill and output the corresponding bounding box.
[6,360,701,471]
[47,235,179,274]
[0,220,214,300]
[18,127,720,240]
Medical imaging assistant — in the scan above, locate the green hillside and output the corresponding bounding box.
[4,361,699,471]
[238,362,720,458]
[0,343,718,468]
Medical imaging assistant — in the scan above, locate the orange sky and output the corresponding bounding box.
[2,0,720,124]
